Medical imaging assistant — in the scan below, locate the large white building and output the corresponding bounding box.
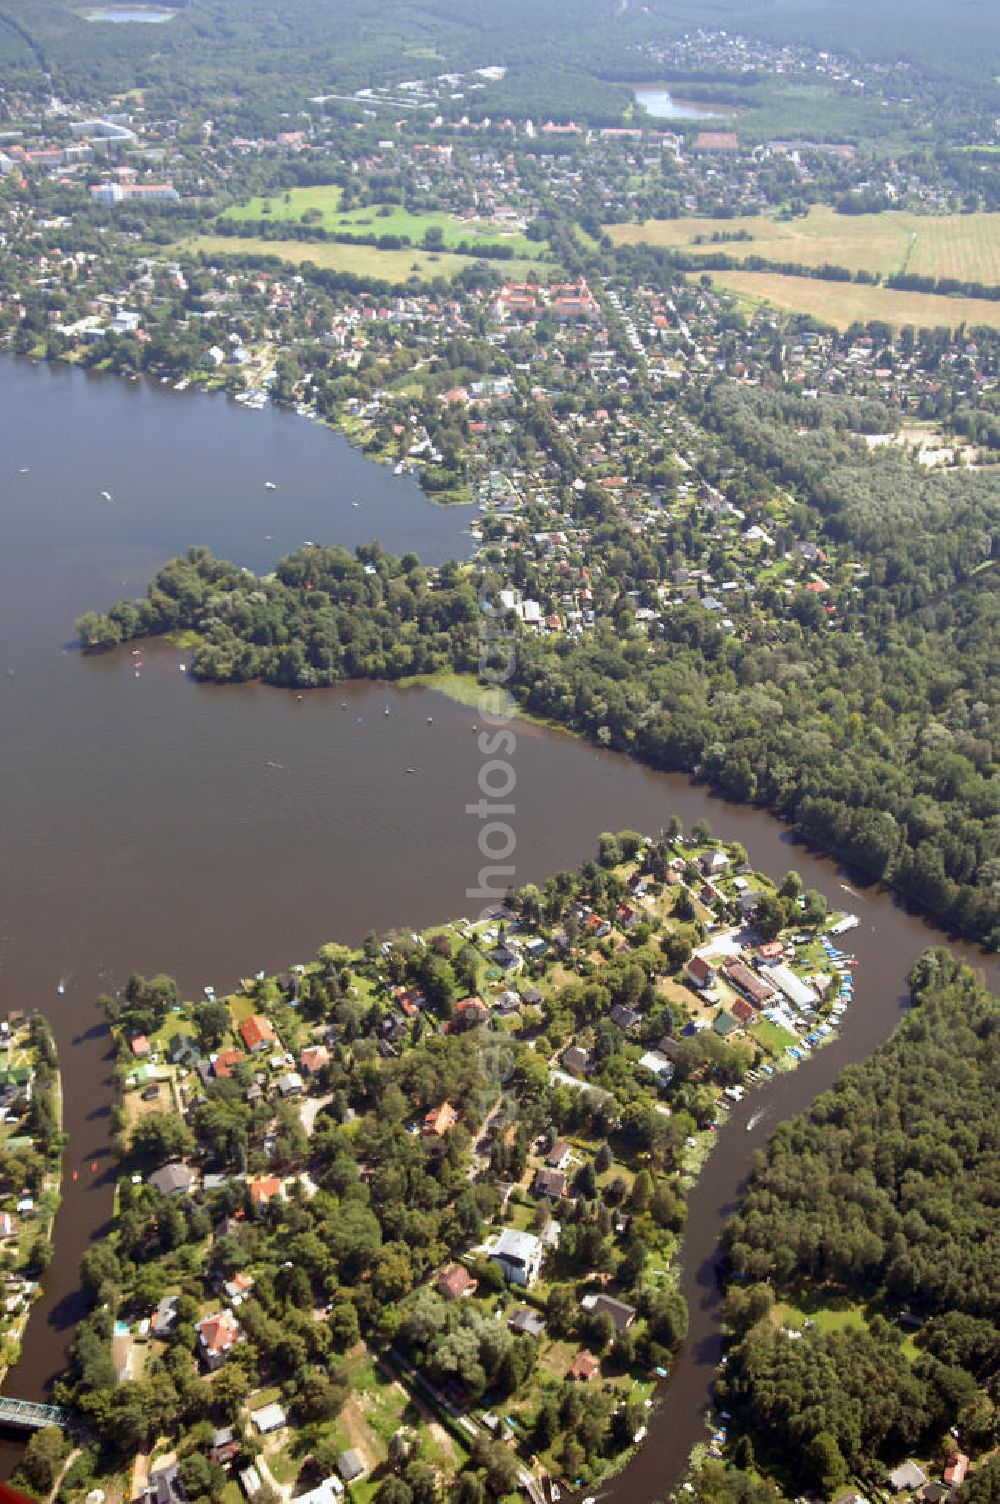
[489,1228,544,1287]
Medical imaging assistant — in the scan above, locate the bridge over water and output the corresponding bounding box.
[0,1396,72,1432]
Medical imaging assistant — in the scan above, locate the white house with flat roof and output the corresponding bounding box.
[489,1228,544,1287]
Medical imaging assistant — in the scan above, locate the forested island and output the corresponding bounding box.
[695,951,999,1504]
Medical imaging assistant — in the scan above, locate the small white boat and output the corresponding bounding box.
[265,481,277,491]
[18,467,29,475]
[100,490,113,501]
[56,982,65,996]
[351,501,360,508]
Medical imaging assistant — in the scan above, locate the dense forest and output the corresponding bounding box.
[3,0,998,129]
[715,952,1000,1494]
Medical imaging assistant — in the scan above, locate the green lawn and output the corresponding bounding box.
[774,1298,921,1361]
[168,234,542,285]
[751,1017,798,1059]
[222,185,545,259]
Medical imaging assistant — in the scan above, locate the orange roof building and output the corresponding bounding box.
[213,1047,246,1079]
[423,1101,458,1137]
[250,1176,283,1209]
[240,1014,277,1052]
[568,1349,600,1382]
[300,1044,330,1076]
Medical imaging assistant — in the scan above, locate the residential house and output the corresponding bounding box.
[148,1162,196,1197]
[730,997,757,1025]
[395,987,426,1016]
[489,1228,544,1287]
[700,849,730,876]
[436,1264,478,1301]
[580,1292,637,1331]
[167,1035,202,1069]
[508,1306,547,1337]
[337,1452,366,1484]
[240,1467,263,1499]
[609,1004,641,1032]
[686,955,716,990]
[251,1402,287,1434]
[144,1462,184,1504]
[568,1349,600,1381]
[152,1294,180,1336]
[562,1045,591,1077]
[889,1464,928,1492]
[423,1101,458,1136]
[250,1175,284,1210]
[213,1047,246,1079]
[295,1479,344,1504]
[196,1309,243,1370]
[532,1167,568,1200]
[210,1427,240,1467]
[454,996,488,1029]
[223,1271,254,1304]
[240,1015,277,1053]
[943,1457,969,1489]
[300,1045,330,1076]
[546,1138,572,1170]
[275,1071,303,1097]
[490,942,522,974]
[638,1049,675,1084]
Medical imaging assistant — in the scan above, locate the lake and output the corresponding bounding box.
[633,84,727,120]
[0,357,994,1499]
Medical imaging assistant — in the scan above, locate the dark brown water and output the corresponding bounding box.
[0,358,995,1495]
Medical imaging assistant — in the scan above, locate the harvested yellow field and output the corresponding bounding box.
[711,270,1000,332]
[168,234,529,284]
[609,206,1000,286]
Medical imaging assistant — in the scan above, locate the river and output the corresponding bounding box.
[0,357,995,1492]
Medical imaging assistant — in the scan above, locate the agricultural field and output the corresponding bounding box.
[222,184,544,259]
[166,233,539,284]
[710,268,1000,331]
[609,205,1000,286]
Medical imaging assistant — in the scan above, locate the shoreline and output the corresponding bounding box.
[74,835,857,1500]
[0,1016,64,1394]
